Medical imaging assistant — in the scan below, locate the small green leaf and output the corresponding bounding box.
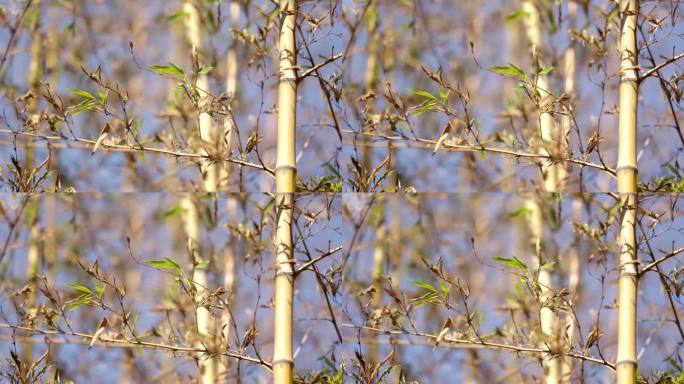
[409,89,436,101]
[69,89,95,100]
[197,66,214,75]
[539,66,554,75]
[65,283,93,295]
[166,10,189,21]
[145,257,182,274]
[506,207,531,218]
[149,64,185,77]
[492,256,527,271]
[541,261,556,271]
[196,259,210,270]
[439,283,450,294]
[488,64,526,80]
[439,90,449,104]
[97,90,108,104]
[163,206,185,218]
[411,280,437,293]
[70,293,92,309]
[504,9,530,22]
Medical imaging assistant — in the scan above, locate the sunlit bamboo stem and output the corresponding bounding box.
[561,2,579,382]
[24,0,42,364]
[362,1,379,175]
[184,0,218,193]
[522,2,561,383]
[273,1,298,383]
[180,196,216,384]
[616,1,639,383]
[219,1,240,379]
[183,2,218,383]
[369,208,386,366]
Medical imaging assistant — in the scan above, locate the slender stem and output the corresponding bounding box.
[616,1,639,383]
[273,1,298,383]
[522,2,561,382]
[183,2,219,382]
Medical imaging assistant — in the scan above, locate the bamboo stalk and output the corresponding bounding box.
[23,0,42,364]
[616,1,639,383]
[219,2,240,379]
[184,0,218,193]
[182,2,218,383]
[362,0,379,175]
[561,3,579,382]
[181,195,217,384]
[369,208,386,366]
[273,1,298,383]
[522,2,560,383]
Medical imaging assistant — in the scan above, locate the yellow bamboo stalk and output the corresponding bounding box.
[616,1,639,383]
[522,2,560,383]
[369,209,386,366]
[180,196,217,384]
[273,1,298,383]
[362,1,379,175]
[220,0,240,190]
[182,2,218,383]
[219,2,240,379]
[522,1,565,192]
[184,0,218,193]
[24,0,42,364]
[561,2,578,382]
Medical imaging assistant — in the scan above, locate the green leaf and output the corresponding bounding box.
[69,89,95,100]
[72,99,96,116]
[196,259,210,270]
[197,66,214,75]
[149,64,185,77]
[166,10,189,21]
[65,283,93,295]
[163,206,185,218]
[439,283,450,294]
[504,9,530,22]
[145,257,182,274]
[488,64,526,80]
[97,90,108,104]
[95,283,104,298]
[439,90,449,104]
[409,89,436,101]
[492,256,527,271]
[70,293,92,309]
[539,66,554,75]
[541,261,556,271]
[411,280,437,293]
[506,207,531,218]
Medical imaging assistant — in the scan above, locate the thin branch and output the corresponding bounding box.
[0,323,272,371]
[640,247,684,275]
[295,246,342,275]
[640,52,684,81]
[0,130,274,176]
[342,323,616,371]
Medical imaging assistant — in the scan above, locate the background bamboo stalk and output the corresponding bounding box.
[181,196,217,384]
[23,0,43,365]
[273,1,298,383]
[184,0,218,193]
[369,209,386,366]
[561,2,579,382]
[616,0,639,383]
[182,2,218,382]
[522,2,561,383]
[219,1,240,379]
[362,0,379,175]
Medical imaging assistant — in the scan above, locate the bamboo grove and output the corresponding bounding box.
[2,0,684,383]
